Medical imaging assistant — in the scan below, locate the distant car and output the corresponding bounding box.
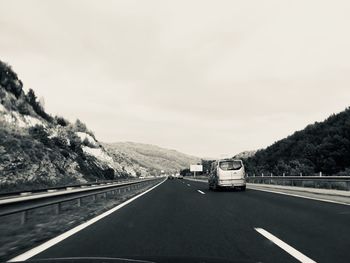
[177,175,183,179]
[208,159,246,191]
[168,175,174,180]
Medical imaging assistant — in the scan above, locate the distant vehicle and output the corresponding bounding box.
[208,159,246,191]
[168,175,174,180]
[177,174,183,179]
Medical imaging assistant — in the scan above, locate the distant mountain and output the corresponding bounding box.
[0,60,157,193]
[244,108,350,176]
[103,142,201,175]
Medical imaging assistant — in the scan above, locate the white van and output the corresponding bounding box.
[208,159,246,191]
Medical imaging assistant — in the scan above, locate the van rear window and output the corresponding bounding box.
[219,161,242,170]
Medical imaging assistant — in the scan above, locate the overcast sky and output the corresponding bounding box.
[1,0,350,157]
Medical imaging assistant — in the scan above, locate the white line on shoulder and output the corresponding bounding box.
[249,187,350,206]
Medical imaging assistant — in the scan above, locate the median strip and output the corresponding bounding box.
[255,228,316,263]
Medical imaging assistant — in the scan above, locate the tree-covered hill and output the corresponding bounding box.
[244,108,350,176]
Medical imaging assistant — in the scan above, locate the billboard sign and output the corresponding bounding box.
[190,165,203,172]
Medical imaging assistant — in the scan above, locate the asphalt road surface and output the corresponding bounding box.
[20,179,350,263]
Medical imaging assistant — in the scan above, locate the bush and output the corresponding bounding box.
[67,131,82,153]
[0,61,23,98]
[52,136,67,148]
[17,99,31,115]
[74,119,88,132]
[26,89,53,122]
[335,168,350,176]
[60,149,70,158]
[104,168,115,180]
[81,137,97,148]
[55,116,69,127]
[28,125,51,146]
[73,119,96,140]
[0,88,6,100]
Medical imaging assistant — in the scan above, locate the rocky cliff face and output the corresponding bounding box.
[0,61,139,193]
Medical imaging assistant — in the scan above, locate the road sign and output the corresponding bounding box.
[190,165,203,172]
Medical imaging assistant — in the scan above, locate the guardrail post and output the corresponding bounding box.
[54,203,61,215]
[92,194,96,201]
[103,192,107,198]
[77,198,81,207]
[20,211,28,225]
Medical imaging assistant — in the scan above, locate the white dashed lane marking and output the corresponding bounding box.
[255,228,316,263]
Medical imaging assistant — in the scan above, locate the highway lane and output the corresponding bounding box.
[186,180,350,262]
[16,179,350,263]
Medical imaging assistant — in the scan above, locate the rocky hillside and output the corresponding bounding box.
[103,142,201,175]
[0,61,143,193]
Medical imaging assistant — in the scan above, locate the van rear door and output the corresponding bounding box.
[218,160,244,180]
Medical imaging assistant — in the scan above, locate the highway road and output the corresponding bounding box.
[11,179,350,263]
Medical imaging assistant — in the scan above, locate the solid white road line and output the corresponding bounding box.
[197,190,205,195]
[255,228,316,263]
[249,186,350,206]
[8,179,167,262]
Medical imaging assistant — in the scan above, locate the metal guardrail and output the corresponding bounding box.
[0,178,139,198]
[246,175,350,191]
[0,177,163,224]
